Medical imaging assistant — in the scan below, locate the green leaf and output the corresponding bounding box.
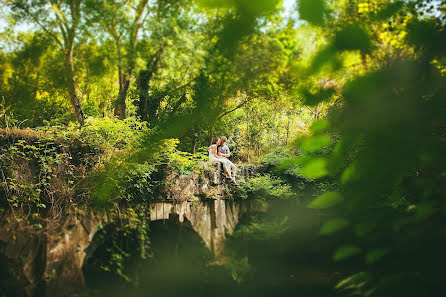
[320,218,350,235]
[309,119,330,133]
[300,86,336,106]
[341,162,360,184]
[335,272,370,289]
[415,203,435,220]
[333,245,362,262]
[300,157,329,178]
[308,191,343,209]
[298,0,328,25]
[301,134,332,153]
[355,221,376,237]
[334,25,372,53]
[365,249,389,265]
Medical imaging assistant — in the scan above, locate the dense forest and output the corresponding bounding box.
[0,0,445,297]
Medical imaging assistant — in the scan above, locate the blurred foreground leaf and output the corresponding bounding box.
[308,191,343,209]
[365,248,389,265]
[301,134,331,153]
[320,218,350,235]
[333,244,362,262]
[298,0,328,25]
[334,25,372,53]
[309,119,330,133]
[300,157,329,178]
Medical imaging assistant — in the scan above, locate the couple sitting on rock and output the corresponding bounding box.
[209,136,237,184]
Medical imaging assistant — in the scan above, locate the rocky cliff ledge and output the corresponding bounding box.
[163,162,258,201]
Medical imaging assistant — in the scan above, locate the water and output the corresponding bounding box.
[82,199,345,297]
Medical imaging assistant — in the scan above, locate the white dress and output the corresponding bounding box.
[209,144,234,177]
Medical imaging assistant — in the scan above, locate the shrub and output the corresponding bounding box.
[240,174,294,204]
[0,127,102,230]
[91,138,208,206]
[72,116,149,150]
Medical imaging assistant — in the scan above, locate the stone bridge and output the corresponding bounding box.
[0,163,262,297]
[149,199,265,255]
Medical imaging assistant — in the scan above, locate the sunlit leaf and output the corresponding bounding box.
[341,162,360,184]
[309,119,330,133]
[308,191,343,209]
[301,134,331,153]
[320,218,350,235]
[195,0,235,9]
[333,244,362,261]
[335,272,370,289]
[300,157,329,178]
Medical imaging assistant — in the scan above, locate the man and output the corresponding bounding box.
[219,136,237,182]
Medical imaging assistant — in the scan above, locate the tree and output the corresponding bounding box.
[87,0,152,119]
[9,0,86,125]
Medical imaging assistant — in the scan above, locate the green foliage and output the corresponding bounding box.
[240,173,294,204]
[261,146,295,170]
[90,138,207,207]
[320,218,350,235]
[299,157,329,178]
[1,0,445,295]
[300,134,332,153]
[156,139,207,175]
[298,0,330,25]
[226,214,290,283]
[232,215,290,241]
[307,191,343,209]
[335,272,371,295]
[365,248,388,265]
[0,128,101,229]
[285,1,446,296]
[333,244,362,262]
[117,162,157,204]
[85,206,151,284]
[334,25,372,53]
[74,117,149,150]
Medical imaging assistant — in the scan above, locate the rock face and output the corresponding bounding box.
[0,163,261,297]
[163,162,258,201]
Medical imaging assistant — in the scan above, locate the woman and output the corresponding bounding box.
[209,138,235,181]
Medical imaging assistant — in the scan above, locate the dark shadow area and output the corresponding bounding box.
[82,201,346,297]
[223,199,345,297]
[0,252,26,297]
[82,222,149,293]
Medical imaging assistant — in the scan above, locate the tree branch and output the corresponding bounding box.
[15,3,64,49]
[217,96,252,120]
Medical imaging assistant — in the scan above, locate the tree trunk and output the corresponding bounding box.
[137,51,162,120]
[209,126,214,145]
[65,52,85,126]
[192,130,197,154]
[136,70,150,119]
[114,76,130,120]
[246,111,250,164]
[314,105,321,120]
[114,0,149,120]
